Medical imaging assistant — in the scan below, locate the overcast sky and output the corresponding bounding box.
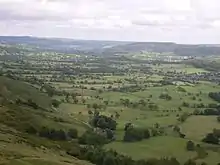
[0,0,220,44]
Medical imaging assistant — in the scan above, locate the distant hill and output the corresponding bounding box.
[103,42,220,56]
[0,36,130,54]
[1,36,220,56]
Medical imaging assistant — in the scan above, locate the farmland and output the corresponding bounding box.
[0,43,220,165]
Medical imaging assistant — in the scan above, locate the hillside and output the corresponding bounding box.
[0,76,90,165]
[0,76,52,109]
[103,42,220,56]
[0,36,129,53]
[1,36,220,57]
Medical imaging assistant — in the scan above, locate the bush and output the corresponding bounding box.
[123,128,150,142]
[159,93,172,100]
[51,99,61,108]
[217,116,220,122]
[78,131,108,146]
[91,115,117,130]
[182,102,190,107]
[178,113,189,123]
[186,141,195,151]
[202,133,219,145]
[39,126,67,141]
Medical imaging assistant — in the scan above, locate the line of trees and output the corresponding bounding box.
[26,125,78,141]
[209,92,220,102]
[67,145,208,165]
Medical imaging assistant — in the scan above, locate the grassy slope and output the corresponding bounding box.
[0,76,90,165]
[105,136,220,164]
[0,76,52,109]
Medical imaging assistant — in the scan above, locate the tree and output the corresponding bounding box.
[123,127,144,142]
[182,102,190,107]
[82,98,86,104]
[173,125,180,133]
[87,104,91,109]
[123,127,150,142]
[103,153,116,165]
[213,128,220,138]
[74,98,79,104]
[217,116,220,123]
[51,99,61,108]
[88,110,93,115]
[202,133,219,144]
[92,103,99,110]
[178,113,189,123]
[104,100,109,106]
[115,112,120,119]
[91,114,117,130]
[78,131,108,146]
[143,128,150,139]
[186,141,195,151]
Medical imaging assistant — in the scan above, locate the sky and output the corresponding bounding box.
[0,0,220,44]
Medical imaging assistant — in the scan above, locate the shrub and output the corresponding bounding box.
[202,133,219,145]
[39,126,67,141]
[51,99,61,108]
[78,131,108,146]
[123,128,150,142]
[186,141,195,151]
[217,116,220,122]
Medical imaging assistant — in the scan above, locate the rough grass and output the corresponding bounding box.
[0,76,52,109]
[105,136,220,164]
[0,133,90,165]
[181,116,220,141]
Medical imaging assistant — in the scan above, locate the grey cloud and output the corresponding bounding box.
[0,0,220,43]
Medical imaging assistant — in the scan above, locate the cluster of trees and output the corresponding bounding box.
[123,123,164,142]
[78,130,109,146]
[67,146,208,165]
[119,98,159,111]
[173,125,186,138]
[202,129,220,145]
[114,85,144,93]
[217,116,220,122]
[159,93,172,101]
[87,103,104,111]
[16,98,39,109]
[209,92,220,103]
[26,126,78,141]
[51,99,61,108]
[177,86,187,92]
[90,113,117,131]
[178,113,190,123]
[193,108,220,116]
[124,127,150,142]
